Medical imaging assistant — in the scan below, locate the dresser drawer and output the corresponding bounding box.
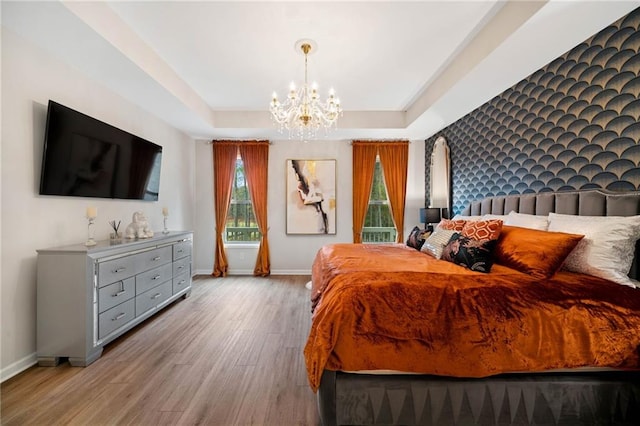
[136,280,172,317]
[98,298,135,339]
[172,271,191,294]
[173,240,192,260]
[135,263,173,295]
[98,277,135,313]
[133,246,172,274]
[97,256,135,288]
[172,256,191,277]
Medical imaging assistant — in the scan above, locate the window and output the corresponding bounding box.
[363,158,396,243]
[225,157,260,243]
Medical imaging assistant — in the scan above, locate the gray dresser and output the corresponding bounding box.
[36,231,193,367]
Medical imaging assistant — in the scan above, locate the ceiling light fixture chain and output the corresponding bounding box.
[270,39,342,139]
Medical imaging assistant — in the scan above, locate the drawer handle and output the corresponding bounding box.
[152,256,161,261]
[178,265,184,270]
[152,275,161,280]
[152,292,162,299]
[113,313,126,321]
[177,249,184,253]
[179,280,186,285]
[112,290,126,297]
[113,267,126,273]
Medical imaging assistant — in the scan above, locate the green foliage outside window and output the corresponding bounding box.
[363,160,396,242]
[225,159,260,242]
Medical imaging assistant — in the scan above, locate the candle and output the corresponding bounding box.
[162,207,169,217]
[86,206,97,219]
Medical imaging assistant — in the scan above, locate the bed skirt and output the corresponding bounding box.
[317,370,640,426]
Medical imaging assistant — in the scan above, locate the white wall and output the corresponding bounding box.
[1,20,427,381]
[0,29,196,381]
[194,139,425,275]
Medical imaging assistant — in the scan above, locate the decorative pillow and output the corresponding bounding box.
[505,211,549,231]
[438,219,467,232]
[461,219,503,241]
[547,213,640,288]
[406,226,428,250]
[441,233,497,273]
[420,228,457,259]
[494,225,584,279]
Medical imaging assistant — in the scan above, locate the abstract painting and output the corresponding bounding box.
[286,159,336,234]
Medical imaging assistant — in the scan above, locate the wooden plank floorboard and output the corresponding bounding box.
[1,275,320,426]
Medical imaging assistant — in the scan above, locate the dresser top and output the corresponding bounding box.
[37,231,193,255]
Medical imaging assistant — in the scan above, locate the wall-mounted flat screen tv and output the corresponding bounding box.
[39,100,162,200]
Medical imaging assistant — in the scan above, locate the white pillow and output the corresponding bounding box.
[547,213,640,288]
[421,228,457,259]
[452,215,483,221]
[483,214,508,221]
[505,211,549,231]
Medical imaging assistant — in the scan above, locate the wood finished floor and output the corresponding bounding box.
[1,275,320,425]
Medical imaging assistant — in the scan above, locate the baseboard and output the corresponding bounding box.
[193,269,311,276]
[1,352,37,383]
[271,269,312,275]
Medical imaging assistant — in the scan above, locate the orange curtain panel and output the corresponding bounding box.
[351,141,378,243]
[239,141,271,276]
[211,141,240,277]
[378,141,409,243]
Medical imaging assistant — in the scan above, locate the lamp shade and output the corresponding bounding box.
[420,207,442,225]
[425,207,442,224]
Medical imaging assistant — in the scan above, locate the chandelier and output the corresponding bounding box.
[270,39,342,139]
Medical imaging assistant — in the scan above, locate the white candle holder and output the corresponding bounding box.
[162,215,169,234]
[162,207,169,234]
[85,217,97,246]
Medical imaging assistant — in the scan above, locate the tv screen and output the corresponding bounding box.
[39,100,162,200]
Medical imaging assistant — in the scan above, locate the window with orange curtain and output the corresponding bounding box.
[212,140,270,277]
[352,140,408,244]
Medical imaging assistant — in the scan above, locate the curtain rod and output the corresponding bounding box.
[205,139,272,145]
[350,139,411,145]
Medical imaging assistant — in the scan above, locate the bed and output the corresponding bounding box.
[304,189,640,425]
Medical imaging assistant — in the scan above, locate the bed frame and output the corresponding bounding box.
[316,189,640,426]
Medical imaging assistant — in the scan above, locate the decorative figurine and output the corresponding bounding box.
[125,211,154,239]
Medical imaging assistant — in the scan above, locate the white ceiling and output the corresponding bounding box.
[2,1,639,141]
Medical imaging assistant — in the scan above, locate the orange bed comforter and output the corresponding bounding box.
[304,243,640,392]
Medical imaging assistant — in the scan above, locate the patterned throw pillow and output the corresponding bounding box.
[438,219,467,232]
[421,228,457,259]
[406,226,428,250]
[441,233,497,273]
[461,219,503,241]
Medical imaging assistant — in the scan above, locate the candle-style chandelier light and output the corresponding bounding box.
[270,39,342,139]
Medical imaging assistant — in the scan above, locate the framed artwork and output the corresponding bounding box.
[286,159,336,234]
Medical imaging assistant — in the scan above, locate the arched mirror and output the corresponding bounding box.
[429,136,451,218]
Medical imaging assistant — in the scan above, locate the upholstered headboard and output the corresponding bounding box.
[461,189,640,280]
[461,189,640,217]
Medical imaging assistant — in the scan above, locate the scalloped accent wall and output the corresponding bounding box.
[425,8,640,215]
